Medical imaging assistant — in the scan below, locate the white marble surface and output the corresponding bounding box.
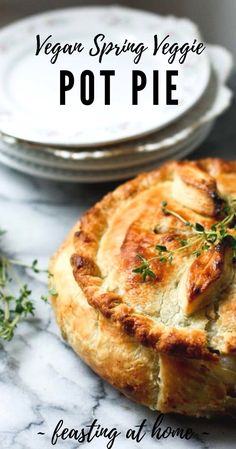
[0,87,236,448]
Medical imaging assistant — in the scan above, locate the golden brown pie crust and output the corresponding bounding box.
[50,159,236,417]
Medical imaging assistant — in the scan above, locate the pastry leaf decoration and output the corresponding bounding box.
[133,199,236,281]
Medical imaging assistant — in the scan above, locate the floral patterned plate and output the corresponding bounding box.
[0,6,210,147]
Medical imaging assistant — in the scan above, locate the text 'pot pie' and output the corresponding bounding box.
[50,158,236,417]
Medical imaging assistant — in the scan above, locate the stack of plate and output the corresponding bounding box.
[0,6,233,182]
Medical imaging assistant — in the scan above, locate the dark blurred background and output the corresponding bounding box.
[0,0,235,61]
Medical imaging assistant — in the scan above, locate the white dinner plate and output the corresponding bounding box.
[0,6,210,146]
[0,122,213,182]
[0,121,212,171]
[0,43,232,172]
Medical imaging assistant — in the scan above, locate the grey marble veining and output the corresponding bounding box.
[0,76,236,449]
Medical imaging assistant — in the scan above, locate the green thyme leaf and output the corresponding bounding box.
[132,255,156,281]
[207,233,217,243]
[202,243,210,251]
[224,235,236,248]
[144,269,156,280]
[195,223,205,233]
[155,244,168,252]
[193,250,201,257]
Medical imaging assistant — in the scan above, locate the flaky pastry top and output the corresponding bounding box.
[71,159,236,361]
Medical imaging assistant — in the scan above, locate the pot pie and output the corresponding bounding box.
[50,158,236,417]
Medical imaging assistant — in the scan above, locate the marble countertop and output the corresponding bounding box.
[1,76,236,449]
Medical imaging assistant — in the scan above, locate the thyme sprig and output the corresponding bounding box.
[133,199,236,281]
[0,229,55,341]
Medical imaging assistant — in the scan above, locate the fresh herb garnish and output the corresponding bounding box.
[133,199,236,281]
[0,228,54,341]
[132,254,156,281]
